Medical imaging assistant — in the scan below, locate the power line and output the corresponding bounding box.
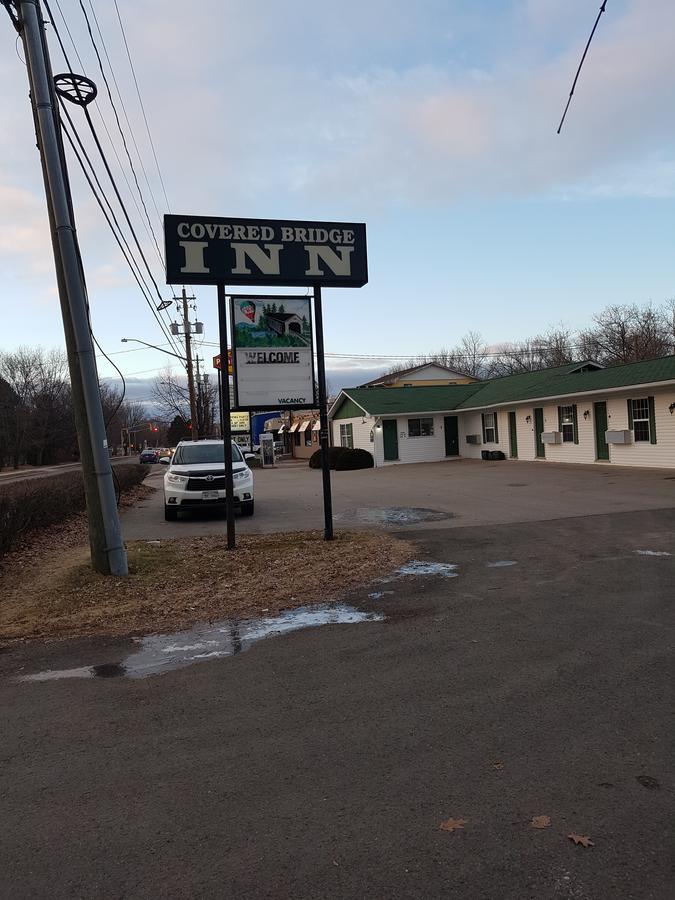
[76,0,164,265]
[557,1,609,134]
[45,0,179,349]
[112,0,172,215]
[85,0,164,227]
[60,112,181,357]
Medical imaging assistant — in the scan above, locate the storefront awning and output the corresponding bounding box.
[312,421,321,431]
[298,421,310,432]
[288,422,299,433]
[277,424,286,434]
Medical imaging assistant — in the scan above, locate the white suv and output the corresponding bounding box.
[162,439,254,521]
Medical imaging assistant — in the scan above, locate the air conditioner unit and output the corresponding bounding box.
[542,431,562,444]
[465,434,481,445]
[605,430,632,444]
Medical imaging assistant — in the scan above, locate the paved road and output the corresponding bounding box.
[1,497,673,897]
[122,456,675,539]
[0,455,138,485]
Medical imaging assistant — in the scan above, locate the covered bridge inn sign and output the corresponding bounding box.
[164,215,368,288]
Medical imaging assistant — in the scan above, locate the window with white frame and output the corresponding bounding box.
[559,405,575,442]
[339,423,353,448]
[631,398,650,442]
[482,412,496,443]
[408,417,434,437]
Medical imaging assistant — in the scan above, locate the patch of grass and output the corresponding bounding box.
[0,530,414,645]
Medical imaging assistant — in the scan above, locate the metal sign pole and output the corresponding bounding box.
[217,284,236,550]
[313,285,334,540]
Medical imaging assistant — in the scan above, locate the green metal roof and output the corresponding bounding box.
[457,356,675,409]
[333,356,675,417]
[334,383,484,416]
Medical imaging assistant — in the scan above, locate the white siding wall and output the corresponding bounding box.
[458,410,510,459]
[605,389,674,467]
[331,387,674,470]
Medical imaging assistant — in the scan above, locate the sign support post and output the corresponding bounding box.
[217,283,236,550]
[313,285,333,541]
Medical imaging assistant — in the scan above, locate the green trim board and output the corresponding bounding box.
[332,396,368,420]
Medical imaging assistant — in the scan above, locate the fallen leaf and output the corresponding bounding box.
[493,762,504,770]
[440,817,466,832]
[531,815,551,829]
[568,833,594,847]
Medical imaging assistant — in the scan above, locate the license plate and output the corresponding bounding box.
[202,490,219,500]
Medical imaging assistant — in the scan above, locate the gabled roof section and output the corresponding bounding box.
[332,383,484,417]
[359,361,477,386]
[456,355,675,409]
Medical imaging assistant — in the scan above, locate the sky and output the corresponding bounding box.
[1,0,674,403]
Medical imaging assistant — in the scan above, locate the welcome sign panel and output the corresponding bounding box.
[231,295,315,409]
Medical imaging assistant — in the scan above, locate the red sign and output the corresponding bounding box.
[213,350,233,375]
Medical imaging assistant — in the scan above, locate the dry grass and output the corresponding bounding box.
[0,524,414,645]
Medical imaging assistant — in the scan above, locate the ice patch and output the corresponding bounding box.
[486,560,518,568]
[396,560,458,578]
[635,550,671,557]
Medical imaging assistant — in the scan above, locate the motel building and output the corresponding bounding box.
[329,356,675,469]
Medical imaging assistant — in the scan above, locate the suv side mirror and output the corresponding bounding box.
[159,456,170,465]
[244,453,255,460]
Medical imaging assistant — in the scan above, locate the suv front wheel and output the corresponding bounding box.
[240,499,254,517]
[164,505,178,521]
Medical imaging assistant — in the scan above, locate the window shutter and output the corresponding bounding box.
[627,399,634,429]
[648,396,657,444]
[557,406,562,432]
[572,405,579,444]
[481,413,487,444]
[493,412,499,444]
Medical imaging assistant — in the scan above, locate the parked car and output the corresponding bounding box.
[163,439,255,521]
[139,448,158,464]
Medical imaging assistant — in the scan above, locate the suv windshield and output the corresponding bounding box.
[172,442,243,465]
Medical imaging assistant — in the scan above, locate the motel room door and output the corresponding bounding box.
[383,419,399,461]
[594,401,610,460]
[508,411,518,458]
[533,407,545,458]
[444,416,459,456]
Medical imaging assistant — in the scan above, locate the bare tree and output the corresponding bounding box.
[578,303,674,366]
[152,367,217,437]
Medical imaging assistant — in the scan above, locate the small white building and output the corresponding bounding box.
[329,357,675,469]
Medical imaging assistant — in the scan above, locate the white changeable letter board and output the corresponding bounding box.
[230,295,315,409]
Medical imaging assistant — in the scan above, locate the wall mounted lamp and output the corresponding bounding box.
[583,409,590,420]
[375,418,383,430]
[525,414,532,424]
[669,402,675,415]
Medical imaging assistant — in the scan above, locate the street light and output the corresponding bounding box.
[120,337,187,364]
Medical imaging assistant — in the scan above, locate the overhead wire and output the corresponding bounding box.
[112,0,172,215]
[85,0,165,229]
[557,1,609,134]
[76,0,164,266]
[43,1,184,363]
[48,0,178,342]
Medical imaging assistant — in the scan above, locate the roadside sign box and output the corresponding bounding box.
[259,433,275,467]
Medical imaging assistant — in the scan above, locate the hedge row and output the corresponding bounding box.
[309,447,374,470]
[0,463,147,559]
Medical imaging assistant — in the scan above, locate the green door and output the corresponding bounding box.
[383,419,399,461]
[594,401,609,460]
[534,407,545,458]
[444,416,459,456]
[508,411,518,458]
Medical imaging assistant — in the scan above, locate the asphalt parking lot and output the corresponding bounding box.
[1,459,674,898]
[122,456,675,539]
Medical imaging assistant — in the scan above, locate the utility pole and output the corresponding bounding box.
[179,287,199,441]
[14,0,127,575]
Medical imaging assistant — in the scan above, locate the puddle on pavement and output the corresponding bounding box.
[18,604,384,683]
[335,507,453,526]
[396,560,459,578]
[368,590,395,599]
[486,560,518,568]
[635,550,671,557]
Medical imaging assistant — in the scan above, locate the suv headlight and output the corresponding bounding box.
[167,472,188,485]
[233,469,250,481]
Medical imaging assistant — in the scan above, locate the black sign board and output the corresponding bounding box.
[164,215,367,287]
